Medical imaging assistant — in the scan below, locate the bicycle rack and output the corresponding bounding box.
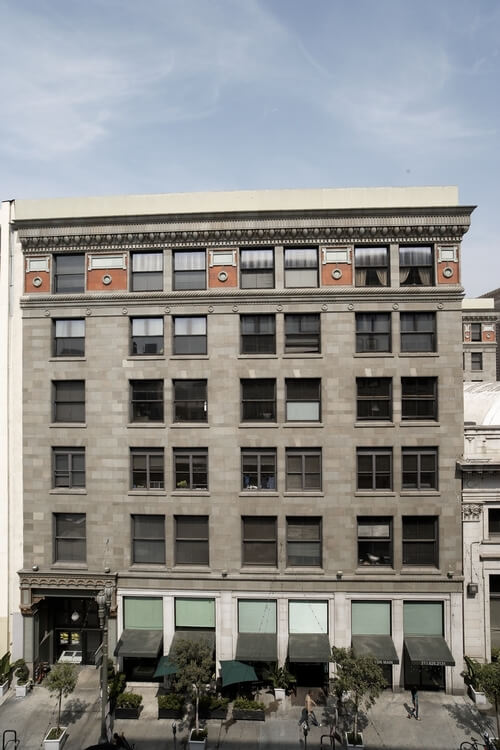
[2,730,18,750]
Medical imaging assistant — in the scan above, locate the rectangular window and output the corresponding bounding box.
[490,509,500,538]
[470,323,482,342]
[284,248,318,287]
[401,377,437,420]
[285,378,321,421]
[131,317,164,355]
[131,252,163,291]
[402,448,438,490]
[173,316,207,355]
[240,248,274,289]
[240,314,276,354]
[132,514,165,564]
[284,313,321,353]
[400,312,436,352]
[173,379,207,422]
[53,319,85,356]
[54,513,86,562]
[286,517,322,567]
[286,449,322,491]
[354,246,389,287]
[130,448,164,489]
[53,381,85,423]
[173,250,206,290]
[356,378,392,420]
[174,448,208,490]
[52,448,85,488]
[175,515,209,565]
[242,516,277,566]
[402,516,438,566]
[241,379,276,421]
[355,312,391,353]
[241,449,276,490]
[53,254,85,294]
[399,245,434,286]
[356,448,392,490]
[357,517,393,567]
[130,380,164,422]
[471,352,483,371]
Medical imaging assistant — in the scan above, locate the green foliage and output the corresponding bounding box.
[233,697,265,711]
[199,694,229,711]
[44,663,78,730]
[190,729,207,741]
[477,661,500,740]
[462,655,483,689]
[12,659,30,685]
[107,660,126,702]
[171,638,214,731]
[46,727,65,741]
[158,693,184,710]
[0,652,11,683]
[492,647,500,663]
[116,692,142,709]
[264,664,296,691]
[331,647,386,740]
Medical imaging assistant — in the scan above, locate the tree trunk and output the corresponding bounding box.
[496,695,499,743]
[57,690,62,730]
[195,688,199,731]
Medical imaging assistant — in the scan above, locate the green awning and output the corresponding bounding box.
[235,633,277,662]
[114,629,163,658]
[154,655,178,678]
[404,636,455,667]
[352,635,399,665]
[220,660,258,687]
[171,630,215,651]
[288,634,331,663]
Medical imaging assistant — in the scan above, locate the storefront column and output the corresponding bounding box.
[277,597,288,666]
[448,592,464,694]
[217,591,234,663]
[163,596,175,654]
[392,598,404,691]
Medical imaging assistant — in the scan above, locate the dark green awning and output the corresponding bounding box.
[154,655,178,678]
[235,633,277,662]
[404,636,455,667]
[288,634,331,663]
[220,660,258,687]
[352,635,399,665]
[171,630,215,651]
[114,629,163,658]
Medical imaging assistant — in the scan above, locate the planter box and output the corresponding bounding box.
[274,687,286,701]
[188,729,207,749]
[199,706,228,720]
[344,731,364,748]
[0,680,9,696]
[233,708,265,721]
[468,685,487,705]
[115,706,142,719]
[15,682,32,698]
[158,707,183,719]
[43,726,67,750]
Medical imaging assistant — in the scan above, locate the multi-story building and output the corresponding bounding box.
[462,298,498,382]
[5,186,473,693]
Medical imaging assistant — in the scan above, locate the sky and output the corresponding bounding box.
[0,0,498,297]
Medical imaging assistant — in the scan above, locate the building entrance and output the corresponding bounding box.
[36,596,101,665]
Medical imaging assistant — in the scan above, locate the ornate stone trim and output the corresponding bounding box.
[462,504,482,521]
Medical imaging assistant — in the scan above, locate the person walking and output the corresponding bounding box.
[408,686,420,720]
[305,690,320,726]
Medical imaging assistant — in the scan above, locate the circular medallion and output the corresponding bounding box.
[32,277,42,288]
[102,274,112,285]
[332,269,342,280]
[442,266,454,278]
[218,271,228,282]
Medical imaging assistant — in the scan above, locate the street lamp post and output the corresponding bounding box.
[96,584,113,745]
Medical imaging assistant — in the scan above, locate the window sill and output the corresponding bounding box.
[353,352,393,358]
[51,562,88,570]
[354,491,396,497]
[50,422,87,428]
[355,566,395,575]
[129,563,167,569]
[399,352,438,357]
[127,355,165,361]
[128,422,166,428]
[400,490,440,497]
[355,421,395,428]
[173,565,211,571]
[239,422,278,428]
[284,567,324,574]
[49,357,86,362]
[170,355,209,360]
[283,422,323,428]
[128,490,167,496]
[239,491,279,497]
[238,354,278,359]
[400,567,441,575]
[283,353,323,358]
[240,566,278,572]
[283,491,324,497]
[49,489,87,495]
[400,421,440,427]
[171,490,210,496]
[170,422,210,428]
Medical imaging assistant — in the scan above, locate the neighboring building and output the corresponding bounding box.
[462,298,498,382]
[460,383,500,662]
[8,186,473,692]
[480,288,500,381]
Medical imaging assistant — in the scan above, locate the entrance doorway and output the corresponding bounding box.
[36,596,102,665]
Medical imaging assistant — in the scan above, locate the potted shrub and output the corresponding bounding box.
[170,637,213,749]
[0,652,12,695]
[462,655,487,705]
[43,662,78,750]
[115,691,143,719]
[107,659,126,710]
[157,692,184,719]
[331,647,386,748]
[232,697,266,721]
[199,694,229,719]
[13,659,32,697]
[264,664,296,701]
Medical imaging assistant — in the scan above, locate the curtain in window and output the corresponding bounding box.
[351,602,390,635]
[174,251,205,270]
[132,318,163,336]
[399,247,433,284]
[132,253,163,271]
[55,320,85,337]
[240,249,274,269]
[355,247,388,266]
[174,317,206,335]
[289,601,327,634]
[175,598,215,628]
[238,600,277,633]
[285,249,318,268]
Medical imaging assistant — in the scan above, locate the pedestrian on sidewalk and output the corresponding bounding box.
[305,690,320,726]
[408,686,420,720]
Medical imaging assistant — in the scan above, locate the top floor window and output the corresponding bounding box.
[53,319,85,356]
[173,250,206,290]
[54,254,85,294]
[354,247,389,287]
[399,246,433,286]
[284,248,318,287]
[131,252,163,291]
[240,249,274,289]
[470,323,482,341]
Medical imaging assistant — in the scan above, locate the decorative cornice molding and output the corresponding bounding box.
[19,572,116,590]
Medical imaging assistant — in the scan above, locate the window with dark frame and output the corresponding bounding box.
[356,448,392,490]
[286,449,322,491]
[286,517,322,567]
[175,515,209,565]
[400,312,436,352]
[240,248,274,289]
[173,379,207,422]
[131,252,163,291]
[356,378,392,420]
[285,379,321,421]
[53,381,85,423]
[54,513,86,562]
[173,316,207,355]
[489,509,500,537]
[470,323,482,342]
[242,516,277,566]
[241,449,276,490]
[241,379,276,421]
[401,377,438,420]
[174,448,208,490]
[471,352,483,371]
[131,514,165,564]
[284,313,321,353]
[357,517,393,567]
[130,380,164,422]
[354,246,389,287]
[131,317,164,355]
[52,448,85,488]
[355,313,391,353]
[53,255,85,294]
[53,319,85,356]
[173,250,206,290]
[240,314,276,354]
[402,448,438,490]
[399,246,434,286]
[284,248,318,287]
[402,516,438,566]
[130,448,164,489]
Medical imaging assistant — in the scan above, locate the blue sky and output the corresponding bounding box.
[1,0,498,296]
